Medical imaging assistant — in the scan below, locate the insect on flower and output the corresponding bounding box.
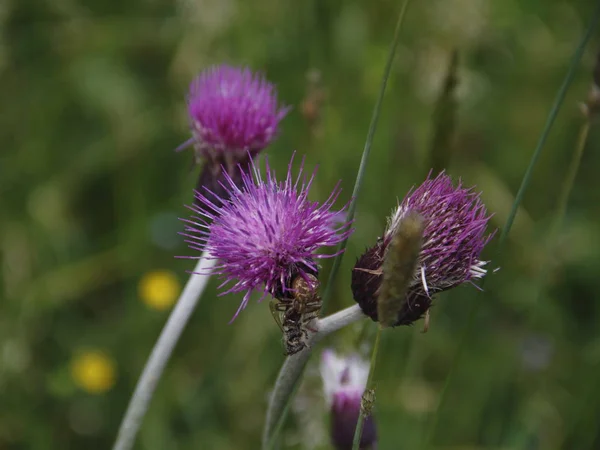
[270,274,322,355]
[181,153,353,322]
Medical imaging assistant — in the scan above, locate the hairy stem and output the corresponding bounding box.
[112,253,216,450]
[262,305,366,449]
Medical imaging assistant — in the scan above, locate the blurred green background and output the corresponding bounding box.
[2,0,600,448]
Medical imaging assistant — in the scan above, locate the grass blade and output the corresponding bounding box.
[422,3,600,448]
[528,120,590,325]
[320,0,412,313]
[428,50,459,175]
[352,327,381,450]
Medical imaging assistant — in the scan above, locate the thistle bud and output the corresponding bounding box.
[178,65,289,210]
[320,350,377,450]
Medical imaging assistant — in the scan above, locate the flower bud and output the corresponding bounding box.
[320,350,377,450]
[178,65,289,209]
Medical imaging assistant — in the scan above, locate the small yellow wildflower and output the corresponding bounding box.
[138,270,180,311]
[70,350,116,394]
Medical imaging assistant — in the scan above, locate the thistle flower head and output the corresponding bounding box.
[320,349,376,450]
[182,155,353,319]
[180,65,289,211]
[352,171,494,326]
[185,65,289,159]
[389,171,493,289]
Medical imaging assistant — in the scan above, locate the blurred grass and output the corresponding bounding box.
[2,0,600,449]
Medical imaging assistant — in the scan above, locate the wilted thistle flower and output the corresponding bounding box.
[179,65,289,206]
[181,155,353,319]
[352,171,494,326]
[320,349,376,450]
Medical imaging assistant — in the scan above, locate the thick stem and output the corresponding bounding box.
[112,253,216,450]
[262,305,366,449]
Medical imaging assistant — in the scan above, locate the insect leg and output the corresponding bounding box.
[269,299,284,333]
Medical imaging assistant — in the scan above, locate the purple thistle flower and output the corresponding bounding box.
[351,171,495,326]
[320,349,377,450]
[178,65,289,210]
[185,65,289,157]
[181,154,353,320]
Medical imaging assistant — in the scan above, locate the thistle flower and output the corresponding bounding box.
[181,155,353,319]
[351,171,494,326]
[320,349,376,450]
[178,65,289,207]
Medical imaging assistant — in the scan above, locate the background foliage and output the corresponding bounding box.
[2,0,600,448]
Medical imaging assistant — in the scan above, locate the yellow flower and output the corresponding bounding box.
[138,270,180,311]
[70,350,116,394]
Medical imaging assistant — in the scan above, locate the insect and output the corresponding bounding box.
[280,308,307,355]
[270,274,322,355]
[360,389,376,417]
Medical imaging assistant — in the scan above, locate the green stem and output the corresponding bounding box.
[112,253,216,450]
[489,119,593,448]
[428,49,459,175]
[421,3,600,448]
[554,121,591,227]
[496,11,600,251]
[320,0,412,313]
[265,382,301,450]
[352,327,382,450]
[262,306,366,450]
[528,120,590,326]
